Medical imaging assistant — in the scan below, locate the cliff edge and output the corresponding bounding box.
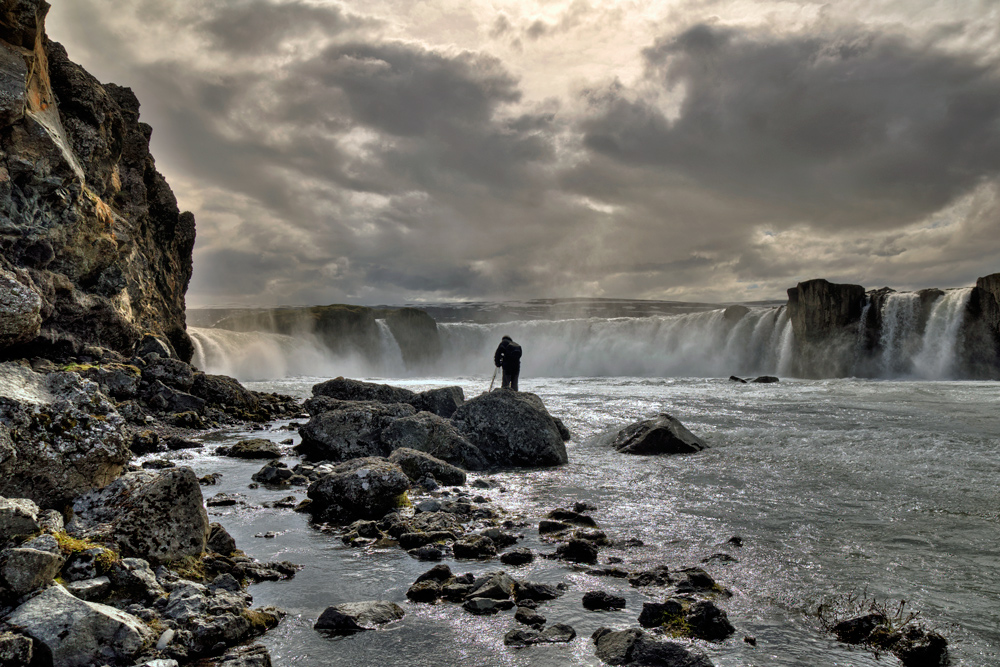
[0,0,195,361]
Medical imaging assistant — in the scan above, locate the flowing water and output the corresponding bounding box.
[174,375,1000,667]
[180,294,997,665]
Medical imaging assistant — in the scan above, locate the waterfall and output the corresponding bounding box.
[911,289,973,379]
[879,292,923,376]
[190,327,358,381]
[436,308,790,378]
[375,320,407,377]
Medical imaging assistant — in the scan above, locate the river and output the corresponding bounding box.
[171,373,1000,666]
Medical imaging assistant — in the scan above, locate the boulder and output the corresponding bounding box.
[388,447,467,486]
[0,365,129,508]
[500,547,534,566]
[220,438,281,459]
[0,547,64,597]
[306,457,411,523]
[554,538,598,564]
[6,584,154,667]
[69,467,210,564]
[141,357,195,391]
[213,644,273,667]
[462,597,515,615]
[453,535,497,560]
[314,601,405,633]
[638,598,735,641]
[0,268,42,349]
[592,627,715,666]
[208,522,238,556]
[751,375,779,383]
[0,496,41,540]
[450,390,568,468]
[189,373,263,415]
[312,377,417,404]
[515,605,546,628]
[296,401,416,461]
[411,386,464,418]
[504,623,576,646]
[610,413,707,455]
[380,411,487,470]
[582,591,626,611]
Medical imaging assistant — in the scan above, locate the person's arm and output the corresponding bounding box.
[494,343,504,367]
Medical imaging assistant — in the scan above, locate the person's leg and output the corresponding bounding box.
[501,368,511,389]
[511,369,519,391]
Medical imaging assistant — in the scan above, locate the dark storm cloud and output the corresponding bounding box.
[581,23,1000,229]
[199,0,371,54]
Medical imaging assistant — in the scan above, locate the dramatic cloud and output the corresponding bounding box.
[45,0,1000,306]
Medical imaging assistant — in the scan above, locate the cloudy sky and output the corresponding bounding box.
[47,0,1000,307]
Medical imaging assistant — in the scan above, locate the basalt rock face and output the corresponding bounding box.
[786,279,866,378]
[961,272,1000,378]
[0,0,195,361]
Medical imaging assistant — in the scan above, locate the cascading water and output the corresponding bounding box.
[878,292,923,376]
[911,288,973,379]
[436,307,793,378]
[375,320,407,376]
[189,327,348,381]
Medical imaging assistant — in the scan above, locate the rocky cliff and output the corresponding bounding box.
[785,273,1000,379]
[0,0,195,361]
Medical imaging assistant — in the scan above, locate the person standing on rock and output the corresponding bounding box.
[494,335,522,391]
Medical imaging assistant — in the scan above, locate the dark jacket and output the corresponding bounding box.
[494,338,522,370]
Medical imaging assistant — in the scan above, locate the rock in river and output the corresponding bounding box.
[610,413,707,455]
[306,457,411,523]
[314,601,405,633]
[451,390,568,468]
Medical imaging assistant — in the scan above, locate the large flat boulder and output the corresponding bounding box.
[296,401,415,461]
[70,467,210,564]
[450,390,567,468]
[7,584,153,667]
[610,414,707,455]
[0,364,129,508]
[380,411,486,470]
[314,600,405,633]
[388,448,466,486]
[306,457,411,523]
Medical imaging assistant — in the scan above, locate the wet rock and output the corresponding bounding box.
[588,567,630,579]
[638,598,735,641]
[0,546,64,597]
[412,386,465,418]
[7,584,153,667]
[297,401,416,461]
[701,553,739,565]
[582,591,627,611]
[539,519,572,534]
[164,435,202,450]
[628,565,672,587]
[515,605,546,628]
[314,600,405,633]
[462,597,515,615]
[414,563,453,584]
[514,580,565,603]
[69,467,210,564]
[108,558,164,602]
[0,496,41,540]
[451,390,568,468]
[890,626,949,667]
[388,447,467,486]
[470,572,516,600]
[479,527,518,548]
[306,457,411,523]
[751,375,779,383]
[832,613,889,644]
[380,411,487,471]
[610,413,707,455]
[251,460,294,485]
[674,567,728,596]
[219,438,281,459]
[406,580,442,603]
[547,508,598,527]
[504,623,576,646]
[0,365,129,508]
[592,627,715,666]
[500,547,534,566]
[453,534,497,559]
[398,530,457,550]
[554,538,599,564]
[207,492,243,507]
[190,373,264,417]
[729,375,747,383]
[409,545,444,561]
